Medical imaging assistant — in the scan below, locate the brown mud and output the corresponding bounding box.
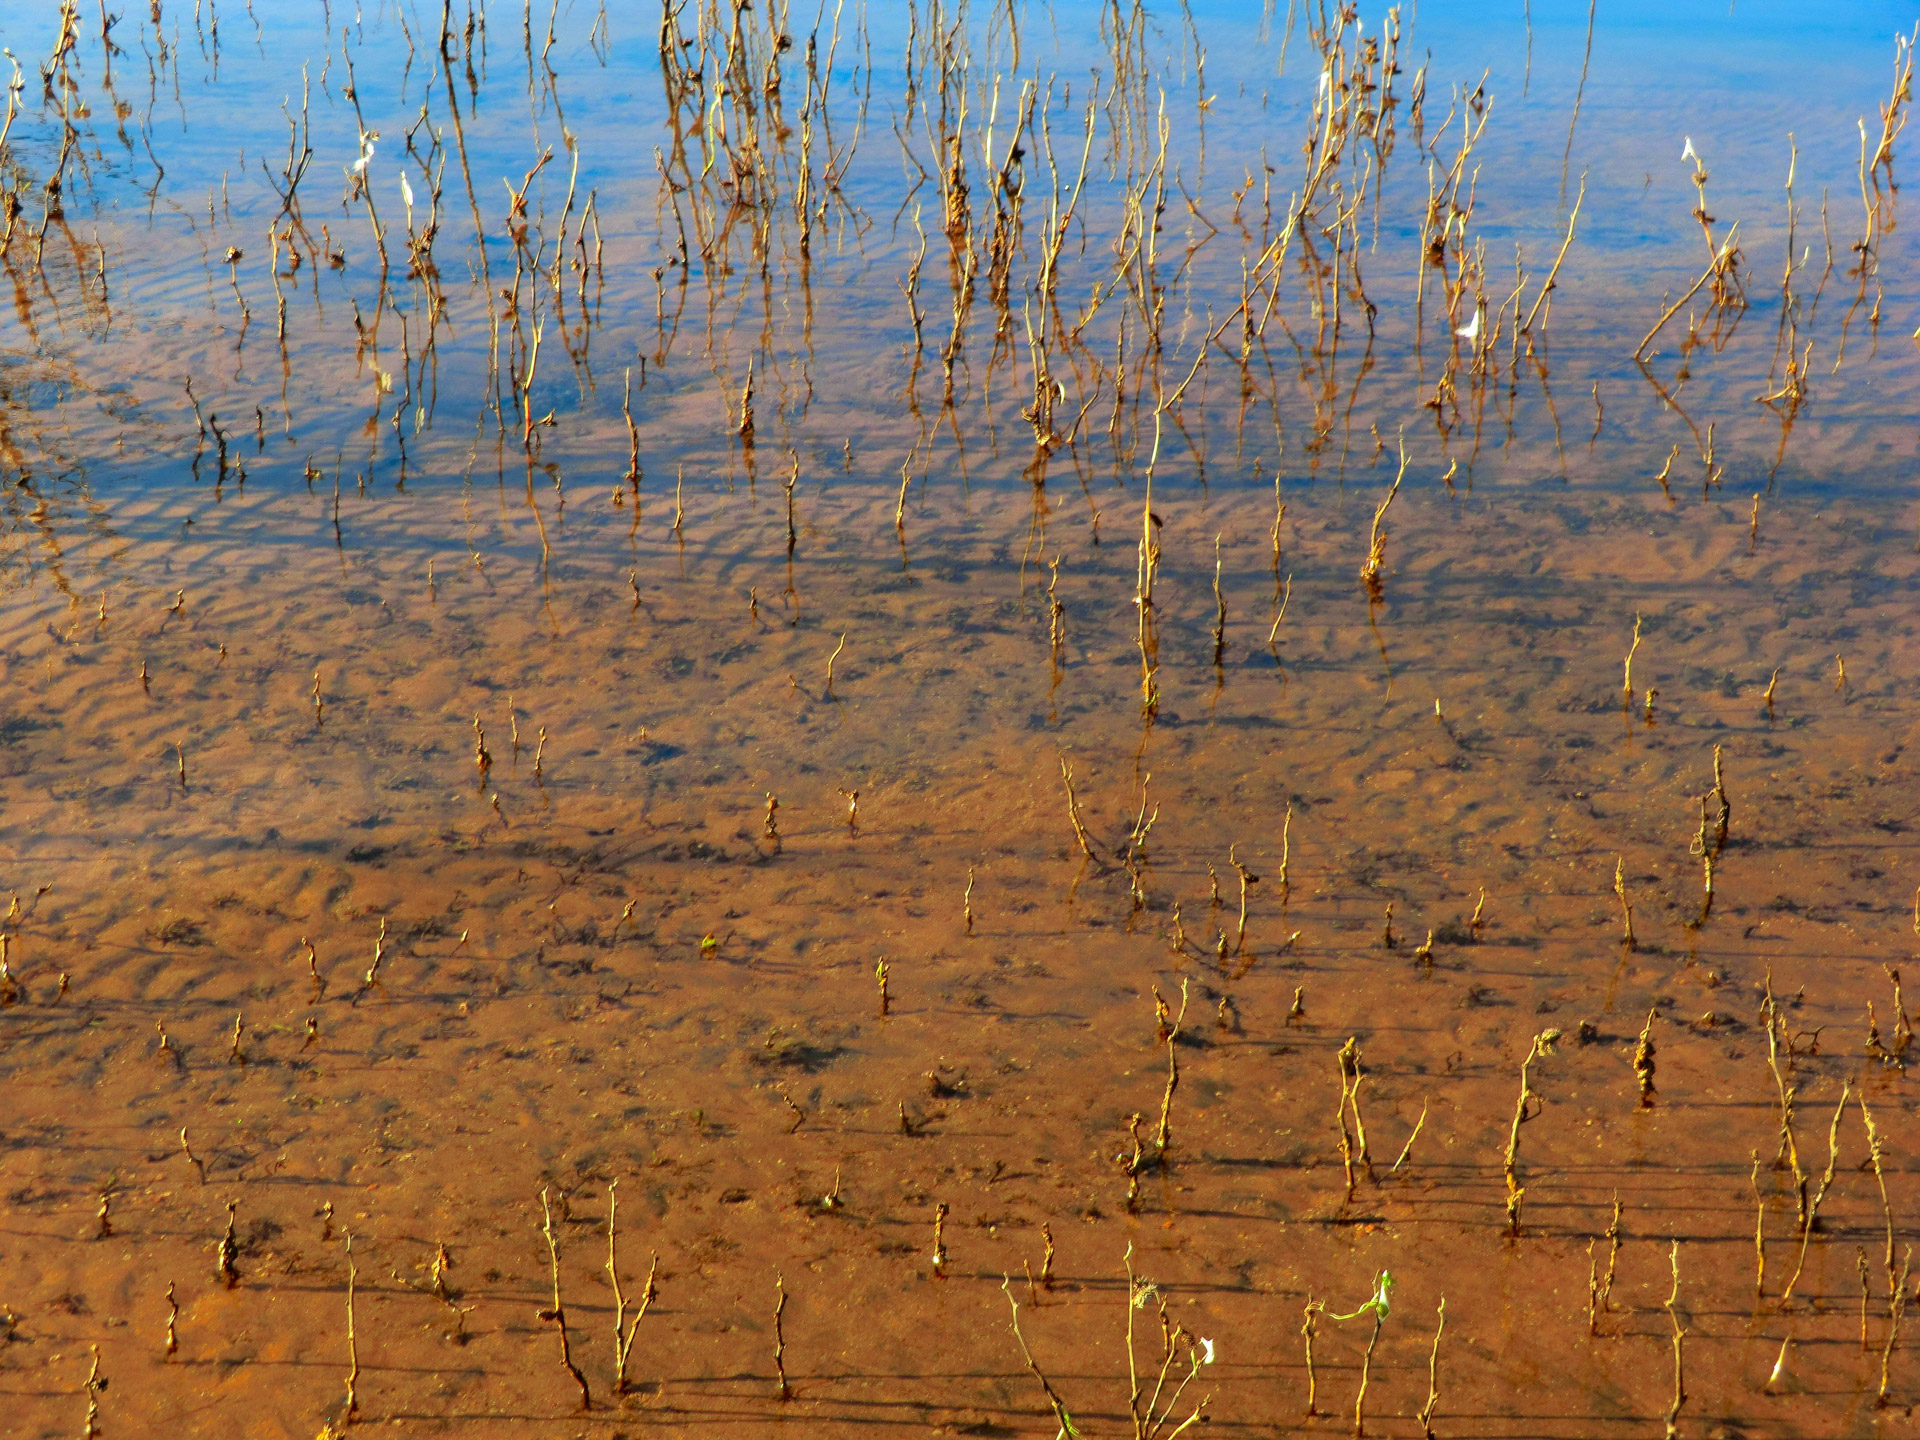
[0,477,1917,1437]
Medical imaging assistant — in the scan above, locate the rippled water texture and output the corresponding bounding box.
[0,1,1918,1435]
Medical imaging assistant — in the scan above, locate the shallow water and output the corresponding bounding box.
[0,1,1917,1436]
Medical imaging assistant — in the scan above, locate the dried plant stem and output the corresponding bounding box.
[1359,437,1408,598]
[1303,1299,1323,1416]
[1663,1242,1686,1440]
[539,1187,591,1410]
[606,1180,658,1394]
[1880,1247,1912,1406]
[82,1345,102,1438]
[1614,857,1636,951]
[824,632,847,698]
[1761,973,1809,1227]
[1229,846,1258,953]
[1621,613,1644,710]
[1860,1093,1896,1286]
[1862,1249,1875,1350]
[180,1127,206,1185]
[1059,758,1099,862]
[1781,1080,1851,1302]
[1633,1008,1657,1107]
[1278,803,1294,900]
[1419,1298,1446,1437]
[217,1200,240,1287]
[1392,1098,1430,1173]
[1354,1308,1383,1437]
[344,1231,360,1424]
[1635,228,1744,358]
[1003,1277,1077,1436]
[773,1272,792,1401]
[1336,1037,1372,1197]
[1522,173,1586,334]
[1586,1240,1601,1335]
[1600,1197,1623,1314]
[1711,744,1732,854]
[1503,1030,1562,1235]
[1156,978,1190,1154]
